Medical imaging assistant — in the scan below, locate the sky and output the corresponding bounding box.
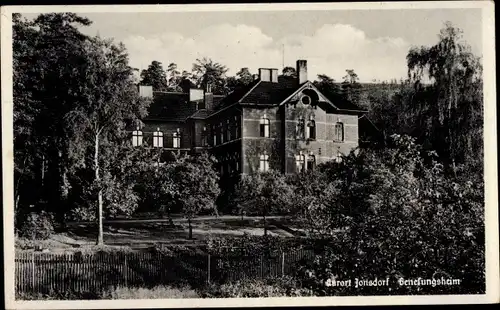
[26,8,483,83]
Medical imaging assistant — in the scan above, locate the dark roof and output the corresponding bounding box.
[188,109,210,119]
[241,81,300,105]
[321,89,367,112]
[146,92,198,121]
[216,79,261,108]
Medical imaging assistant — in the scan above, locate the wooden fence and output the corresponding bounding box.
[15,249,315,295]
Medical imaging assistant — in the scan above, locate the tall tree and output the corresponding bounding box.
[236,67,254,86]
[166,62,182,92]
[66,37,149,245]
[406,22,483,167]
[139,60,169,91]
[341,69,363,105]
[13,13,92,224]
[314,74,342,98]
[192,57,228,94]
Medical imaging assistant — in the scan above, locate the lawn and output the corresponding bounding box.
[16,215,305,252]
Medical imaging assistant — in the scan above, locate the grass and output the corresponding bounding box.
[106,285,199,299]
[16,215,301,251]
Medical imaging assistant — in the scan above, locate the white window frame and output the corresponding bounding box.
[153,128,163,148]
[334,122,344,142]
[296,118,305,139]
[260,116,270,138]
[173,130,181,148]
[296,153,306,172]
[132,127,143,147]
[336,152,343,163]
[259,153,269,172]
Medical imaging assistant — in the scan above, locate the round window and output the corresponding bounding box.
[301,95,311,105]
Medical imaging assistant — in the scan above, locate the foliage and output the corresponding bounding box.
[282,66,297,77]
[18,211,55,240]
[233,171,295,235]
[200,277,313,298]
[107,285,199,299]
[139,60,169,91]
[341,69,363,105]
[297,134,485,295]
[192,57,228,94]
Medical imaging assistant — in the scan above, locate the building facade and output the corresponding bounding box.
[132,60,367,177]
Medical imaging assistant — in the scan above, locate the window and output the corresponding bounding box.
[212,125,217,146]
[234,116,240,139]
[260,116,270,137]
[235,153,240,172]
[173,130,181,148]
[132,127,143,146]
[307,119,316,140]
[153,128,163,148]
[336,152,343,163]
[227,119,232,141]
[259,153,269,172]
[334,122,344,142]
[220,122,224,144]
[296,153,306,172]
[201,127,208,147]
[307,155,316,171]
[296,118,305,139]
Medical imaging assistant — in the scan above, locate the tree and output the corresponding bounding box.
[341,69,363,105]
[165,153,220,239]
[282,66,297,77]
[234,171,294,235]
[65,37,150,245]
[166,62,182,92]
[236,67,254,86]
[314,74,342,99]
[406,22,483,167]
[13,13,93,226]
[139,60,169,91]
[192,57,228,94]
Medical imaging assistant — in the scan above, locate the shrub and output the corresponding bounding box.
[105,285,199,299]
[199,277,313,298]
[18,211,55,240]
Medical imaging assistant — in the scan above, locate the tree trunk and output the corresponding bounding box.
[188,217,193,239]
[95,133,104,246]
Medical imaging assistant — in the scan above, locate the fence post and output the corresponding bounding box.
[124,254,128,288]
[31,252,35,292]
[207,254,211,284]
[281,252,285,277]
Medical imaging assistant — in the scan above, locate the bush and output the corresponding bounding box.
[18,211,55,240]
[105,285,199,299]
[199,277,313,298]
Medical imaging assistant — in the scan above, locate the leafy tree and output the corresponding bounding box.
[313,74,342,100]
[13,13,92,225]
[139,60,169,91]
[234,171,295,235]
[341,69,363,105]
[192,57,228,94]
[65,37,149,244]
[236,67,254,85]
[282,66,297,77]
[166,62,182,92]
[406,22,483,167]
[165,153,220,239]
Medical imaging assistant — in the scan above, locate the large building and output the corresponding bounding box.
[132,60,368,177]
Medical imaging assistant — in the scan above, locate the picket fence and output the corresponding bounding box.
[15,249,315,295]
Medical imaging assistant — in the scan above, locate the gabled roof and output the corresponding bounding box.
[146,92,198,122]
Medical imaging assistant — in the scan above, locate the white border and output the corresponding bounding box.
[2,2,498,309]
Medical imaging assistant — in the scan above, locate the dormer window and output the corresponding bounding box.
[153,128,163,148]
[260,116,270,138]
[173,129,181,148]
[132,126,143,147]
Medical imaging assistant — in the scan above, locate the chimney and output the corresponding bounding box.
[258,68,271,82]
[204,83,214,110]
[270,69,279,83]
[138,85,153,98]
[296,60,307,84]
